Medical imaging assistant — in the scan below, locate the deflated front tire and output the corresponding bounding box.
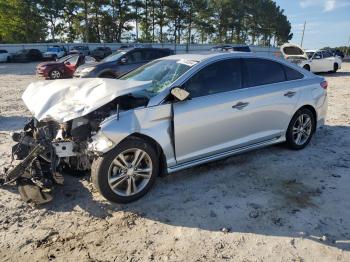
[91,137,159,203]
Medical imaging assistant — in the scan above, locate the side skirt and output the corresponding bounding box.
[167,136,285,174]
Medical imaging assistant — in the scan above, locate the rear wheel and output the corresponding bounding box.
[49,69,61,79]
[91,138,159,203]
[285,108,315,150]
[332,63,338,73]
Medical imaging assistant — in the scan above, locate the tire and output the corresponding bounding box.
[332,63,338,73]
[6,56,11,62]
[91,137,159,203]
[49,69,62,79]
[303,65,310,71]
[285,108,316,150]
[99,72,115,78]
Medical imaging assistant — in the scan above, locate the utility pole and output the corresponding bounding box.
[300,21,306,47]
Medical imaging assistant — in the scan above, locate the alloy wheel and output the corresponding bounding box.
[107,148,153,196]
[292,114,312,145]
[50,70,61,79]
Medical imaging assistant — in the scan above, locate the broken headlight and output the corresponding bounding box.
[88,132,114,154]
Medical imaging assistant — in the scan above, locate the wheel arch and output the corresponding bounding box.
[122,132,168,176]
[294,104,317,129]
[98,69,116,78]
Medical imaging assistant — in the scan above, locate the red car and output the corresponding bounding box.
[36,55,96,79]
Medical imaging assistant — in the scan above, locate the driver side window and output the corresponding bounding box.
[125,51,143,64]
[182,59,242,98]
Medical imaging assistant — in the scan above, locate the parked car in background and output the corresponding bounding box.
[91,47,112,60]
[0,49,11,62]
[43,46,66,60]
[10,52,327,204]
[69,45,90,56]
[211,44,251,52]
[36,54,96,79]
[11,49,42,62]
[281,43,342,73]
[74,47,174,78]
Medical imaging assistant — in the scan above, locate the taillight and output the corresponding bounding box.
[320,80,328,90]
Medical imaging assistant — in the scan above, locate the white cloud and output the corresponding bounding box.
[299,0,350,12]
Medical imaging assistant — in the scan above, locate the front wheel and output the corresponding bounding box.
[91,138,159,203]
[49,69,62,79]
[285,108,315,150]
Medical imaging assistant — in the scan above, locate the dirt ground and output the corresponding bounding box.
[0,62,349,262]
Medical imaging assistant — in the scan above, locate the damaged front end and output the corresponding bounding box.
[1,78,151,204]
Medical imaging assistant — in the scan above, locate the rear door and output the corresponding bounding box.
[321,51,335,71]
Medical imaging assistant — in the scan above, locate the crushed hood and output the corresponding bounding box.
[280,43,308,60]
[22,78,151,123]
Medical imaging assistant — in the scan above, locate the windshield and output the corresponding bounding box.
[48,47,60,52]
[102,51,125,62]
[120,59,196,94]
[306,52,315,59]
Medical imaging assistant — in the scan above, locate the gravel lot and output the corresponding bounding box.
[0,62,349,262]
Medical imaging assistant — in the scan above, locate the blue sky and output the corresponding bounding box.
[274,0,350,49]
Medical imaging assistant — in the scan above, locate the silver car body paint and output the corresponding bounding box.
[94,52,327,173]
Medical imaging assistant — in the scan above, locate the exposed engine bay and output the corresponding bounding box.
[0,93,149,204]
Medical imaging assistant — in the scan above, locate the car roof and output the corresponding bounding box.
[160,52,256,62]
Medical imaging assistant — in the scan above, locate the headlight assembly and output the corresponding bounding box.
[88,133,114,154]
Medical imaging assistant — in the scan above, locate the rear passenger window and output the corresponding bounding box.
[243,58,286,87]
[183,59,241,98]
[284,65,304,80]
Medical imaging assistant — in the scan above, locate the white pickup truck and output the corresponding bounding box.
[43,46,66,60]
[281,43,342,73]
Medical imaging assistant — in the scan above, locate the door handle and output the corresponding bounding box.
[232,102,249,110]
[284,91,296,97]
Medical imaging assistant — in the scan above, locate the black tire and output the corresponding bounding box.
[49,69,62,79]
[91,137,159,203]
[285,108,316,150]
[6,56,11,62]
[332,63,338,73]
[303,65,310,71]
[99,72,115,78]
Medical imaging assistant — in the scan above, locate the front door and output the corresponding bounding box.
[173,58,249,164]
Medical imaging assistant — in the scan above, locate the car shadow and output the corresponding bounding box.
[0,116,29,131]
[3,124,350,251]
[318,71,350,78]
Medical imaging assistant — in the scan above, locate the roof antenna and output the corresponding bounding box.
[116,103,120,121]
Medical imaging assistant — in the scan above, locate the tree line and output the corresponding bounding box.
[0,0,293,46]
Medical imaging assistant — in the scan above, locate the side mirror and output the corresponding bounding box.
[171,87,190,101]
[120,57,127,64]
[65,61,71,65]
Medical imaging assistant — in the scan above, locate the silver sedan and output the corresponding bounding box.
[89,52,328,203]
[10,52,328,204]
